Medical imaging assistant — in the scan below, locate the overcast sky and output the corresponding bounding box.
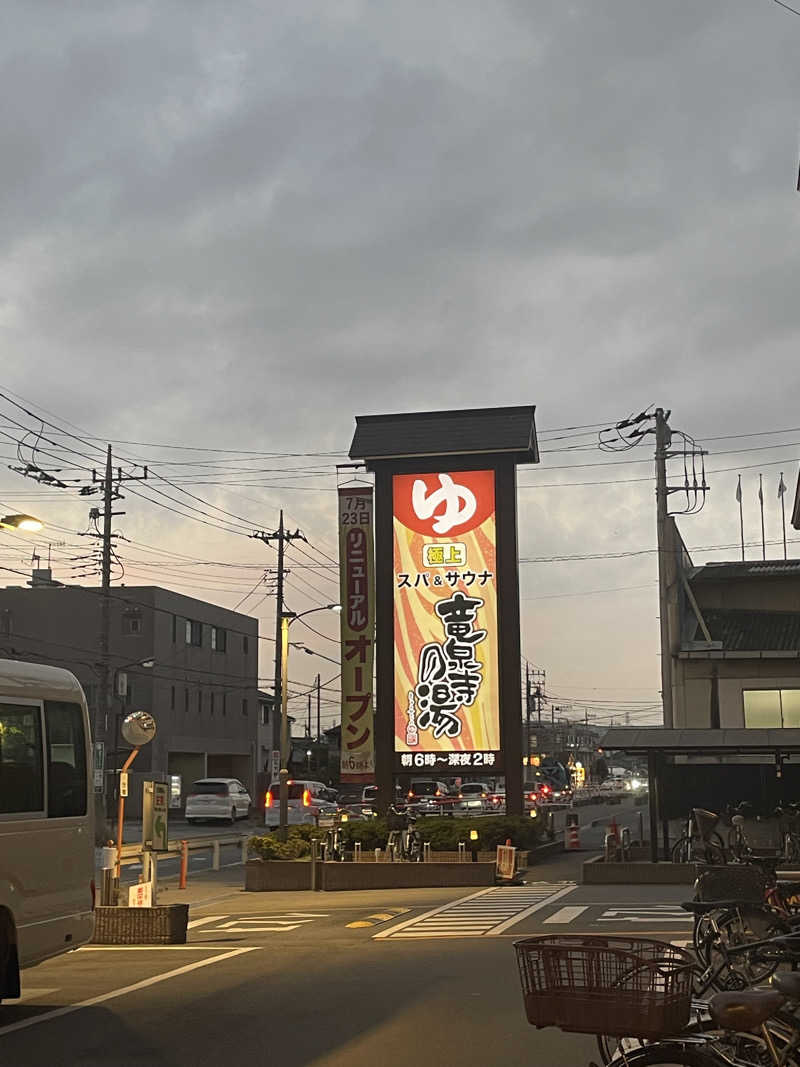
[1,1,798,727]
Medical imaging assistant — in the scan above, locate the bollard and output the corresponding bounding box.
[241,837,248,866]
[179,840,188,890]
[151,852,159,905]
[354,842,362,863]
[310,839,319,891]
[423,841,431,863]
[621,826,631,861]
[375,847,381,863]
[212,840,221,871]
[565,812,580,851]
[604,831,618,863]
[457,841,466,863]
[101,866,115,907]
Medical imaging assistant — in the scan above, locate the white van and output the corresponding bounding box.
[0,659,95,1000]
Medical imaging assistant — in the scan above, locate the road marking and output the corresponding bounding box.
[543,906,588,925]
[80,945,250,952]
[376,883,577,939]
[346,907,411,929]
[597,906,691,925]
[0,948,258,1038]
[187,915,227,929]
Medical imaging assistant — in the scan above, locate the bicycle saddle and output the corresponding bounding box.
[771,972,800,999]
[708,989,785,1032]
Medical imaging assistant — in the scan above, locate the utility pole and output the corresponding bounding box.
[316,673,321,741]
[307,692,312,738]
[525,663,532,761]
[251,511,307,758]
[83,447,147,823]
[654,408,674,729]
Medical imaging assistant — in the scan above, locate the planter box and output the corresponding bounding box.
[320,861,496,891]
[92,904,189,945]
[245,860,313,892]
[582,855,695,885]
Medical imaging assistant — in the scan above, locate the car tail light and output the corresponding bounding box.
[435,789,442,797]
[303,788,311,807]
[408,790,414,799]
[265,790,274,809]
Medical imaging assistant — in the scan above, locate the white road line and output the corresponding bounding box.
[187,915,227,930]
[487,884,578,935]
[373,888,496,940]
[543,906,588,925]
[79,945,253,952]
[0,948,258,1038]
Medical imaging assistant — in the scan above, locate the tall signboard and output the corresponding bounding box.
[338,486,375,782]
[348,405,538,816]
[393,470,501,772]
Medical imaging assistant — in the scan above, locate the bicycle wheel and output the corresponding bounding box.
[701,906,789,988]
[671,837,692,863]
[611,1043,726,1065]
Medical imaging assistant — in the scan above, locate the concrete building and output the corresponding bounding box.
[664,518,800,728]
[0,584,259,811]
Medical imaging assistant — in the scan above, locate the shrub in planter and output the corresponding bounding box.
[340,818,387,852]
[247,830,311,861]
[415,816,543,852]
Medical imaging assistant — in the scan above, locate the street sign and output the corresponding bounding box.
[93,770,104,790]
[119,772,129,797]
[169,774,182,809]
[128,882,152,908]
[270,749,280,782]
[142,780,169,851]
[93,741,105,793]
[116,671,128,698]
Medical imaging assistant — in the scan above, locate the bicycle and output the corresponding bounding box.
[672,809,728,865]
[514,932,800,1067]
[386,806,422,861]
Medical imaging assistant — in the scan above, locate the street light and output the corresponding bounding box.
[278,604,340,840]
[0,513,43,532]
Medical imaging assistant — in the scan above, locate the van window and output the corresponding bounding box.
[0,703,44,814]
[44,701,87,818]
[191,781,229,796]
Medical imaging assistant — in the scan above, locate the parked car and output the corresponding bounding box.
[264,779,339,827]
[600,776,632,794]
[185,778,252,824]
[407,780,450,801]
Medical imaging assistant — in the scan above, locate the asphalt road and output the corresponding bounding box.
[5,797,661,1066]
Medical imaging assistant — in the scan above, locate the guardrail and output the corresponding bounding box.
[116,833,250,872]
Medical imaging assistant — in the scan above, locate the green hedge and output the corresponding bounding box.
[248,829,313,860]
[340,815,543,852]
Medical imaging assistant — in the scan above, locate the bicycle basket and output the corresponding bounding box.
[695,864,766,904]
[692,808,720,841]
[513,935,693,1040]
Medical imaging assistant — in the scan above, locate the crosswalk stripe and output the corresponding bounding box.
[187,915,226,930]
[543,906,588,925]
[376,882,577,939]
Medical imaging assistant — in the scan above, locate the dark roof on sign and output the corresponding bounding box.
[690,608,800,652]
[690,560,800,582]
[600,726,800,753]
[348,405,539,465]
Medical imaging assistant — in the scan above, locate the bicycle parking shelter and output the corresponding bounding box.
[600,727,800,864]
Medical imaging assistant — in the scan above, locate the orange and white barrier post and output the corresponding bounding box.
[566,812,580,850]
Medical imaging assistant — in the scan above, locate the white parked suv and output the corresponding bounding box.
[264,779,339,827]
[185,778,252,823]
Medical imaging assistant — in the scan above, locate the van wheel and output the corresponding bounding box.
[0,912,20,1000]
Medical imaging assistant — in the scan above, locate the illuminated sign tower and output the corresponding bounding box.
[349,405,539,817]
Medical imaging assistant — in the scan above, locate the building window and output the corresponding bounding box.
[744,689,800,728]
[172,615,177,644]
[184,688,189,713]
[170,686,175,711]
[185,620,202,647]
[260,702,270,726]
[243,635,249,655]
[242,698,249,717]
[123,613,142,636]
[211,627,226,652]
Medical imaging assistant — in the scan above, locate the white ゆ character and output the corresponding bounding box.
[412,474,476,534]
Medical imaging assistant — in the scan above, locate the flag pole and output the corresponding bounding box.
[759,473,766,561]
[779,472,788,560]
[736,474,744,561]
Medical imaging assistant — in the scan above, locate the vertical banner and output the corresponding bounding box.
[393,470,501,773]
[339,487,375,782]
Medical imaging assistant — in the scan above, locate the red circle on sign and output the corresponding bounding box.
[393,470,495,537]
